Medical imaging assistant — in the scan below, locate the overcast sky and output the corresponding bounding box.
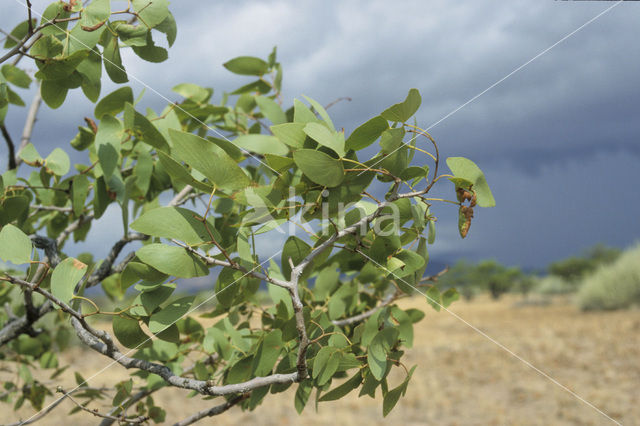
[2,0,639,271]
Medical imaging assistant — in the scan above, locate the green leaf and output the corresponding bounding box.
[131,207,212,245]
[111,21,148,47]
[136,244,208,278]
[136,284,175,316]
[345,116,389,151]
[313,347,341,386]
[252,329,283,376]
[80,0,110,29]
[425,286,441,311]
[255,96,286,125]
[132,0,170,28]
[69,21,106,53]
[0,195,29,226]
[155,12,177,46]
[40,3,71,36]
[301,95,335,130]
[281,236,311,280]
[40,79,68,109]
[368,232,401,264]
[148,296,194,334]
[233,134,288,156]
[294,380,313,414]
[367,328,398,380]
[392,250,425,278]
[0,224,32,264]
[313,263,340,301]
[303,123,345,157]
[428,219,436,244]
[44,148,70,176]
[223,56,269,76]
[95,87,133,118]
[215,267,245,308]
[1,64,31,88]
[446,157,495,207]
[293,99,319,124]
[102,31,128,83]
[264,154,294,172]
[113,314,151,349]
[382,365,416,417]
[203,326,231,358]
[125,103,170,152]
[380,88,421,123]
[172,83,211,103]
[95,115,122,178]
[293,149,344,187]
[169,129,250,192]
[328,281,357,320]
[71,174,89,216]
[76,48,102,102]
[131,33,168,62]
[442,288,460,308]
[6,86,24,106]
[270,122,306,148]
[157,151,213,193]
[318,371,362,402]
[0,84,7,110]
[123,261,167,290]
[35,50,89,81]
[51,258,88,305]
[4,20,35,49]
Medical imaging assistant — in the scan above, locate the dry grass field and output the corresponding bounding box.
[6,295,639,425]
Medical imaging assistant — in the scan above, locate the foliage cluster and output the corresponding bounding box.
[0,1,494,424]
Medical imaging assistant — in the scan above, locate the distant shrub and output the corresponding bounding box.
[577,244,640,310]
[535,275,575,295]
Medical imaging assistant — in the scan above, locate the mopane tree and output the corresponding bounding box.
[0,1,494,424]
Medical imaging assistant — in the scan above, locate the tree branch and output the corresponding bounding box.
[15,87,42,167]
[0,301,52,346]
[4,386,103,426]
[1,124,16,169]
[84,233,148,289]
[178,242,291,289]
[172,394,248,426]
[70,316,301,396]
[0,236,61,347]
[56,387,148,424]
[330,265,450,327]
[331,293,396,327]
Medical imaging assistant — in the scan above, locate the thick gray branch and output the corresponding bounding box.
[0,301,52,346]
[71,317,299,396]
[84,233,147,289]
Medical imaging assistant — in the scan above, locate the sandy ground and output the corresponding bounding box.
[5,295,639,425]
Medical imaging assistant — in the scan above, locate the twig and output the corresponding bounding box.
[3,386,98,426]
[330,267,449,327]
[26,1,34,35]
[84,233,148,289]
[15,87,42,167]
[331,293,396,327]
[30,205,73,213]
[56,387,148,424]
[169,185,193,207]
[324,96,352,110]
[172,394,248,426]
[0,124,17,169]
